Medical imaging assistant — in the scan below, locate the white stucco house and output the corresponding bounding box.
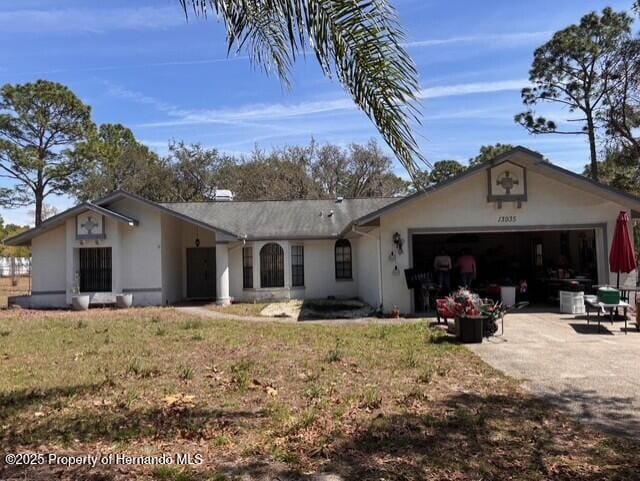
[6,147,640,313]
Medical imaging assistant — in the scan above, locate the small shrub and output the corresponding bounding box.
[360,386,382,409]
[155,327,167,336]
[126,358,159,378]
[76,320,87,329]
[151,315,161,324]
[182,319,202,330]
[284,408,318,435]
[126,358,142,376]
[403,386,428,403]
[323,338,342,363]
[213,435,230,447]
[404,347,418,368]
[152,466,200,481]
[230,359,254,389]
[190,333,205,341]
[271,446,300,466]
[265,401,292,424]
[0,330,10,337]
[178,364,194,380]
[303,384,324,401]
[417,365,436,384]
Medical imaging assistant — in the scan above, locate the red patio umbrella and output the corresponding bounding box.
[609,211,637,288]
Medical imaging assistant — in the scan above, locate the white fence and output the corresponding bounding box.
[0,256,31,277]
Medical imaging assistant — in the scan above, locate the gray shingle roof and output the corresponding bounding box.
[161,197,400,239]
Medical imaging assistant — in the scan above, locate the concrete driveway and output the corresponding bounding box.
[468,310,640,439]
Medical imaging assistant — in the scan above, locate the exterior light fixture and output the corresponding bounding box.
[392,232,404,255]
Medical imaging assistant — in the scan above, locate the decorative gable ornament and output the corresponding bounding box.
[76,212,106,239]
[486,161,527,208]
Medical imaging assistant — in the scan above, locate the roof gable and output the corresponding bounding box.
[352,146,640,227]
[4,203,138,246]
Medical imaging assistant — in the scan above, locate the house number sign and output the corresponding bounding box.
[497,215,517,223]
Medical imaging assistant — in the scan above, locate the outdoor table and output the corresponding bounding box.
[584,295,631,334]
[619,286,640,304]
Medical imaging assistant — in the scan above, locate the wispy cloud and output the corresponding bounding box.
[133,79,528,129]
[404,31,552,49]
[16,56,250,76]
[0,6,189,34]
[106,83,312,136]
[419,79,527,99]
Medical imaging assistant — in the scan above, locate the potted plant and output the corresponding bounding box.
[70,274,90,311]
[444,288,485,343]
[116,293,133,309]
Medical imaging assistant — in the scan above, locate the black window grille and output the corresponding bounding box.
[260,243,284,288]
[242,246,253,288]
[291,245,304,287]
[79,247,112,292]
[335,239,352,280]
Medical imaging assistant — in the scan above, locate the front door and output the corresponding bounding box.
[186,247,216,299]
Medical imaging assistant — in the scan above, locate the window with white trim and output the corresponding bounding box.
[260,243,284,288]
[242,246,253,289]
[291,245,304,287]
[335,239,352,280]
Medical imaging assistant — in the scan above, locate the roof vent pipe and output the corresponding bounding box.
[213,189,234,201]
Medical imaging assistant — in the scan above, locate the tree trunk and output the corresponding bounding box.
[586,114,598,181]
[34,192,43,227]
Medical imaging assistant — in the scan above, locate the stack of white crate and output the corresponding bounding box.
[559,290,586,314]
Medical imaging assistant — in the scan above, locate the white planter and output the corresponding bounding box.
[71,295,90,311]
[116,293,133,309]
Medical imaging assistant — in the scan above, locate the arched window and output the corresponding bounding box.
[260,243,284,288]
[335,239,352,280]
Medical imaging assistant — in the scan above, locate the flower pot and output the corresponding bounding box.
[71,294,90,311]
[457,315,484,343]
[116,293,133,309]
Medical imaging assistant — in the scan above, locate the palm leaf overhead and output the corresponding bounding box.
[178,0,426,178]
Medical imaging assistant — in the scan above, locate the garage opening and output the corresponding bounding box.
[411,228,599,311]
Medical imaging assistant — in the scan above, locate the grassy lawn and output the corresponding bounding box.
[0,308,638,480]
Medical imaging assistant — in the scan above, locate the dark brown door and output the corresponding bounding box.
[186,247,216,299]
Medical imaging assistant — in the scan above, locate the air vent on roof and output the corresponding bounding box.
[213,189,234,201]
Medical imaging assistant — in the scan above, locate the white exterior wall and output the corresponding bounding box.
[378,168,635,313]
[230,239,360,302]
[356,234,382,308]
[161,214,183,305]
[109,198,162,306]
[29,225,67,308]
[229,244,244,301]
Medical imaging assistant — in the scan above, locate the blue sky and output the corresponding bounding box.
[0,0,637,224]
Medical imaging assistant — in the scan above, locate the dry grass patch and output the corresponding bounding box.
[0,308,638,481]
[207,301,270,317]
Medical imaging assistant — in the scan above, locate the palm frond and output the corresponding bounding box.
[178,0,426,177]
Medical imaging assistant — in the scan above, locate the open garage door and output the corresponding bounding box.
[411,227,601,311]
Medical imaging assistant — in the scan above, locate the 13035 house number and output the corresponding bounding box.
[497,215,517,223]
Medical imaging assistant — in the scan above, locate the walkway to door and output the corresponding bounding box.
[468,310,640,439]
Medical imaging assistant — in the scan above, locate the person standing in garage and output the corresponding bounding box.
[433,248,452,293]
[457,249,477,288]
